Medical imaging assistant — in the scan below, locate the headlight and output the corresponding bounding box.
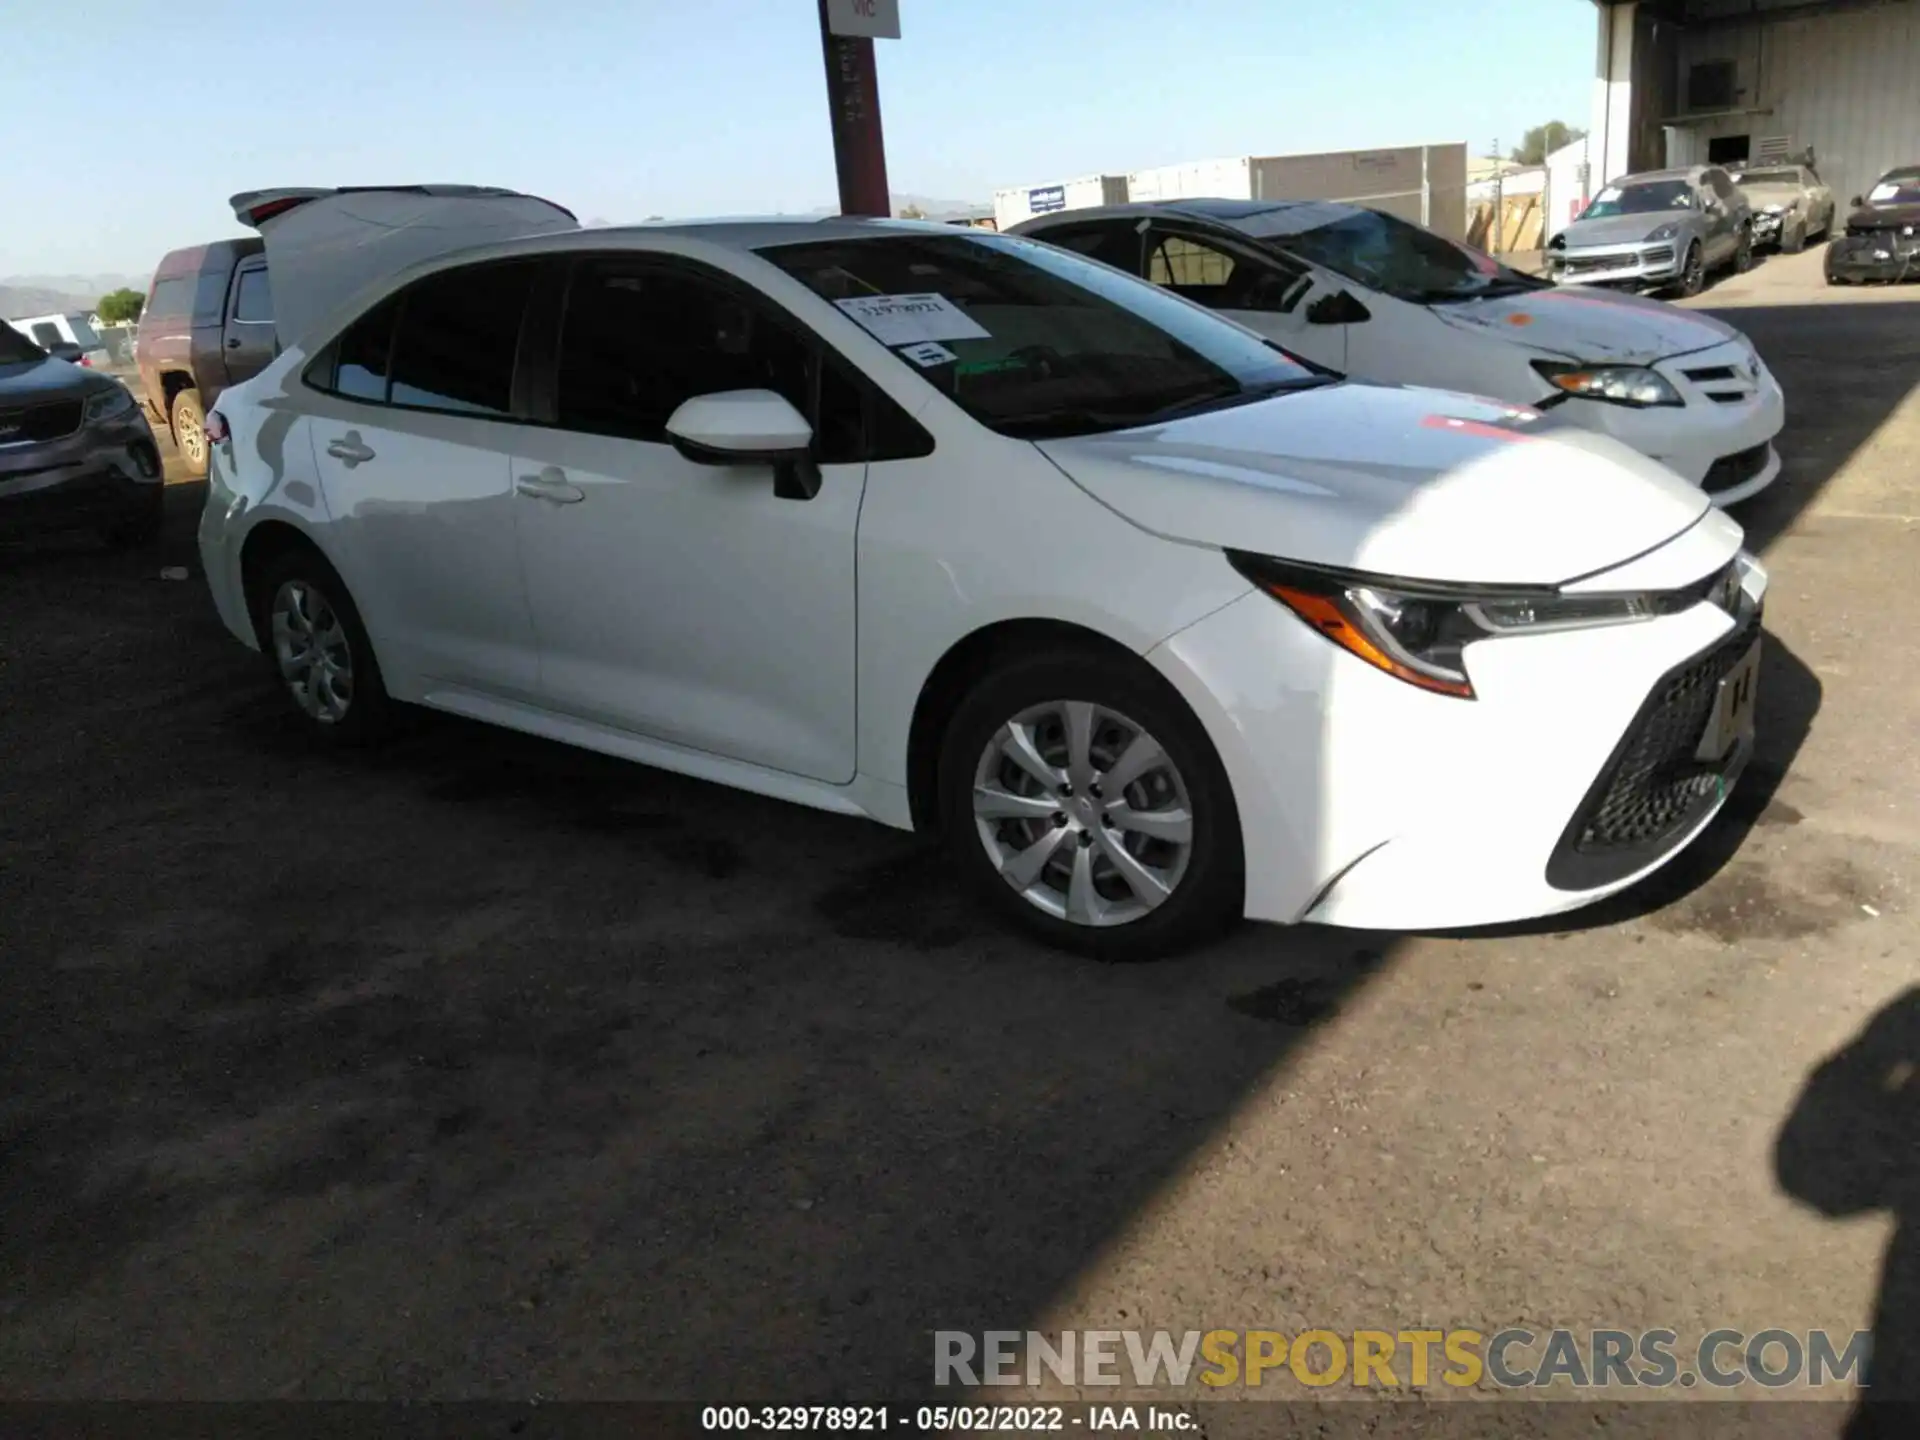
[1226,553,1707,700]
[1763,202,1790,215]
[84,385,135,425]
[1531,360,1683,408]
[1646,222,1680,242]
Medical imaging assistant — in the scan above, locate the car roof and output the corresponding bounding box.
[1011,197,1361,230]
[1614,167,1706,184]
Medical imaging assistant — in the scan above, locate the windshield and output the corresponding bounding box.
[1731,168,1802,187]
[1580,180,1695,218]
[1866,172,1920,206]
[759,231,1325,439]
[0,321,47,366]
[1233,203,1546,304]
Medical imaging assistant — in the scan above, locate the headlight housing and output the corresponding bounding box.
[1226,553,1733,700]
[84,385,135,425]
[1532,360,1683,408]
[1763,202,1790,215]
[1646,221,1681,242]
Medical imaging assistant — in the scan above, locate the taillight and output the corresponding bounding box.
[79,355,92,367]
[205,409,231,444]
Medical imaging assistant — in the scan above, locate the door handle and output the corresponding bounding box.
[226,337,242,349]
[326,432,376,467]
[514,466,585,505]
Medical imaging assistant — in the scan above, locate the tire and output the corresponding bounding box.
[169,387,209,480]
[1782,220,1806,255]
[935,647,1243,961]
[248,543,393,746]
[1677,242,1706,297]
[100,487,165,550]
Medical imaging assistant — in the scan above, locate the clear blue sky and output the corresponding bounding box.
[9,0,1595,278]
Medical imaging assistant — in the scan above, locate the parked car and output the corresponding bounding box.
[0,320,165,548]
[1728,161,1835,253]
[7,311,109,368]
[135,238,274,479]
[200,185,1767,960]
[1825,165,1920,285]
[1011,198,1783,506]
[1543,166,1755,297]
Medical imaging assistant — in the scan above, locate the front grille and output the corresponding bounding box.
[1560,254,1623,275]
[1685,365,1738,383]
[1702,442,1771,495]
[0,400,83,444]
[1546,610,1761,890]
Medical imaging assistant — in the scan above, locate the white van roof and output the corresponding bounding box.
[229,185,580,350]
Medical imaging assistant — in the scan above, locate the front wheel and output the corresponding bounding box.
[1782,219,1806,255]
[1733,226,1756,273]
[1677,242,1707,297]
[936,648,1243,961]
[250,546,393,746]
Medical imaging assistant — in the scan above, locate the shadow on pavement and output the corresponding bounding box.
[1776,987,1920,1437]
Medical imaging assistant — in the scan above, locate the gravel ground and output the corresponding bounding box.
[2,251,1916,1432]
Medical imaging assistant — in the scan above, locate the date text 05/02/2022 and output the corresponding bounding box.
[699,1403,1195,1431]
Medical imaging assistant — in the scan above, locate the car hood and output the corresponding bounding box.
[0,355,116,402]
[231,184,579,350]
[1741,184,1805,209]
[1035,382,1712,588]
[1429,285,1739,364]
[1556,212,1692,248]
[1843,202,1920,233]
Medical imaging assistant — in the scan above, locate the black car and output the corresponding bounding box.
[1826,166,1920,285]
[0,321,166,548]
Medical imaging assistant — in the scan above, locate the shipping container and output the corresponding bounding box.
[991,174,1130,232]
[1127,143,1471,241]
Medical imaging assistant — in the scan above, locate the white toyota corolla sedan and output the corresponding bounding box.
[199,185,1768,960]
[1010,199,1785,506]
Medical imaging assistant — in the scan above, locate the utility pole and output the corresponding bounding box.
[817,0,900,217]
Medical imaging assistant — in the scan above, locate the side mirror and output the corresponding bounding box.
[665,388,821,502]
[47,341,83,364]
[1306,290,1371,326]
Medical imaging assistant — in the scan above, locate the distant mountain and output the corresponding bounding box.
[2,273,147,321]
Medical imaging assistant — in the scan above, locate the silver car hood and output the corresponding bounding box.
[1556,212,1694,248]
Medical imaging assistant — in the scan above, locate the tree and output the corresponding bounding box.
[97,287,144,325]
[897,202,927,219]
[1510,121,1586,166]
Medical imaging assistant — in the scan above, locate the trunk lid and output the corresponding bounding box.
[230,185,579,350]
[1430,284,1739,364]
[1036,382,1712,587]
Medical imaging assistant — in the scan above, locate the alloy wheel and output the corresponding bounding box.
[1683,245,1705,295]
[270,578,355,724]
[176,410,206,468]
[970,699,1194,928]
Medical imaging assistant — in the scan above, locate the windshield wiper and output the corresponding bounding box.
[1143,375,1336,423]
[995,407,1164,440]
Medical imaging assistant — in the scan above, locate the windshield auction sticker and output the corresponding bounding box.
[834,293,991,346]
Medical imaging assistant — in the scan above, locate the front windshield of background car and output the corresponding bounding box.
[0,321,48,366]
[1579,179,1695,218]
[1235,204,1545,305]
[1866,171,1920,206]
[1731,168,1801,187]
[758,231,1326,439]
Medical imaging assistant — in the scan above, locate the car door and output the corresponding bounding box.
[505,255,866,785]
[301,259,544,701]
[221,257,277,387]
[1138,223,1351,372]
[1702,171,1741,262]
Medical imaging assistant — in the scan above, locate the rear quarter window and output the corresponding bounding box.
[144,277,197,320]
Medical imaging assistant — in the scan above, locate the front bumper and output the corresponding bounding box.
[1148,533,1764,932]
[1547,241,1684,288]
[1826,234,1920,283]
[1751,211,1790,247]
[1544,339,1785,506]
[0,407,163,536]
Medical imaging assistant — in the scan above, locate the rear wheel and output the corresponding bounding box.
[936,648,1243,961]
[250,545,393,746]
[169,387,208,480]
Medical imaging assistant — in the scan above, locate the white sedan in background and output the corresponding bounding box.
[199,185,1767,959]
[1011,198,1785,506]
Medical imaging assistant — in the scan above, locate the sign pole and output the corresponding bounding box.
[818,0,893,216]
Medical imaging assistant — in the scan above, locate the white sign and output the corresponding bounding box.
[899,341,958,368]
[826,0,901,39]
[834,293,989,346]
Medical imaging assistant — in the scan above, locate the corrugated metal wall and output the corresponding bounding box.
[1667,0,1920,208]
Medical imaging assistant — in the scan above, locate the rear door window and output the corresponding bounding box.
[328,296,400,402]
[1036,223,1145,273]
[233,267,273,323]
[386,260,538,416]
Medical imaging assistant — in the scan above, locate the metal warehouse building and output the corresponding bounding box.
[1589,0,1920,209]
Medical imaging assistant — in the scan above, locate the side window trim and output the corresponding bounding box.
[536,250,932,462]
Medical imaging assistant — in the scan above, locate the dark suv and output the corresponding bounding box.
[135,238,275,478]
[0,321,165,548]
